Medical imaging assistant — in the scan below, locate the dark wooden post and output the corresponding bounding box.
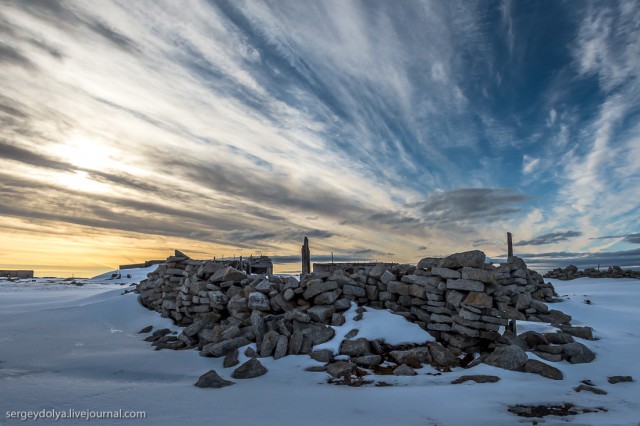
[507,231,515,333]
[301,237,311,275]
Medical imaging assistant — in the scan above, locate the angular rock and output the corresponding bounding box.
[462,292,493,309]
[250,311,265,346]
[195,370,235,388]
[208,290,229,305]
[380,270,396,285]
[273,335,289,360]
[326,361,356,378]
[524,359,563,380]
[202,337,250,357]
[387,281,410,296]
[532,351,563,362]
[223,349,239,368]
[515,293,532,311]
[438,250,486,269]
[608,376,633,384]
[520,331,548,349]
[307,305,335,323]
[340,338,371,357]
[446,279,484,292]
[562,342,596,364]
[298,322,335,345]
[574,384,607,395]
[342,284,366,297]
[451,375,500,384]
[558,325,594,341]
[461,267,495,283]
[544,332,574,345]
[287,330,303,355]
[446,290,465,308]
[232,358,268,379]
[333,298,352,312]
[352,355,383,367]
[389,347,431,368]
[314,288,341,305]
[310,349,334,363]
[416,257,441,270]
[210,267,247,283]
[484,345,528,371]
[138,325,153,334]
[259,331,280,357]
[303,281,338,299]
[247,292,270,311]
[393,364,417,376]
[428,344,459,368]
[539,309,572,324]
[431,267,461,279]
[283,288,295,301]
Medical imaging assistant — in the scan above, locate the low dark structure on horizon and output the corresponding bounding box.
[119,260,166,270]
[0,270,34,279]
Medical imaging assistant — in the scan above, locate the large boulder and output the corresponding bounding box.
[562,342,596,364]
[438,251,486,269]
[484,345,528,371]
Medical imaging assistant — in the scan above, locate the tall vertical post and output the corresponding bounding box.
[301,237,311,275]
[507,232,513,258]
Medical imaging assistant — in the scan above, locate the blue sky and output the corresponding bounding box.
[1,0,639,275]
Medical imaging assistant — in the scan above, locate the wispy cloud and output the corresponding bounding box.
[515,231,583,247]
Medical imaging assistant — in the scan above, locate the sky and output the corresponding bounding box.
[1,0,639,277]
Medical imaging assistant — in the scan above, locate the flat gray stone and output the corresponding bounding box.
[524,359,563,380]
[451,375,500,384]
[431,267,461,279]
[446,279,484,292]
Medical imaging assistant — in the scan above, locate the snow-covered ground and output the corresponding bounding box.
[0,277,638,425]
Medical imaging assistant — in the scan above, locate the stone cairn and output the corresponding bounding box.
[137,250,596,382]
[544,265,640,280]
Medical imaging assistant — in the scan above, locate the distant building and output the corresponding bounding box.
[246,255,274,275]
[0,270,34,279]
[119,260,166,270]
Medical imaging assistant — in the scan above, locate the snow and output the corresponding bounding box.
[0,277,639,425]
[315,304,435,354]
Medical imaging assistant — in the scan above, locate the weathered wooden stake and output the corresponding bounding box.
[507,232,513,258]
[301,237,311,275]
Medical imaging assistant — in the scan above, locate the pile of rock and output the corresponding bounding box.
[544,265,640,280]
[136,249,596,384]
[137,250,563,355]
